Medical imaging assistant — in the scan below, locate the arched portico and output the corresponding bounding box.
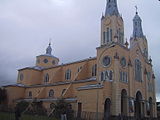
[135,91,144,119]
[121,89,128,116]
[149,97,153,118]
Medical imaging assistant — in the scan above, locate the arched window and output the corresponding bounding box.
[109,71,113,80]
[144,48,148,57]
[120,71,128,83]
[118,28,121,43]
[19,73,24,81]
[101,72,104,81]
[148,97,153,117]
[49,89,54,98]
[62,89,66,95]
[135,59,142,82]
[65,69,71,80]
[77,66,82,73]
[103,28,112,44]
[28,91,32,98]
[44,73,49,83]
[110,29,112,42]
[103,32,106,44]
[118,28,124,44]
[92,64,97,76]
[100,70,113,81]
[107,28,109,43]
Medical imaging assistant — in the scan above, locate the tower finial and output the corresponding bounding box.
[49,38,52,46]
[125,38,129,48]
[135,5,138,14]
[101,12,105,20]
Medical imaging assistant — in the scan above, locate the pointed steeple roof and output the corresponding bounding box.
[105,0,119,17]
[133,8,144,38]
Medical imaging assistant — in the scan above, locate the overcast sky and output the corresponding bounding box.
[0,0,159,101]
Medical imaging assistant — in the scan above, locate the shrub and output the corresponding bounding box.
[0,88,7,104]
[50,98,74,120]
[24,100,47,116]
[16,101,29,113]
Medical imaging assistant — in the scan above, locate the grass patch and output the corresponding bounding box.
[0,112,58,120]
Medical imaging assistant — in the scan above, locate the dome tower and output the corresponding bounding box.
[36,43,59,68]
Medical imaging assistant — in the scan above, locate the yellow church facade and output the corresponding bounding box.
[4,0,157,119]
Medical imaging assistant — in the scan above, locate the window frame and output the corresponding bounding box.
[135,59,142,82]
[92,64,97,77]
[65,69,71,80]
[44,73,49,83]
[48,89,54,98]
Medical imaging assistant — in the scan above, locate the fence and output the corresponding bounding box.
[0,104,159,120]
[74,111,104,120]
[0,112,58,120]
[0,112,160,120]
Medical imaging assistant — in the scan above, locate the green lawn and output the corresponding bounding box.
[0,112,57,120]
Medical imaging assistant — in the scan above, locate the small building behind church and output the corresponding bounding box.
[3,0,157,119]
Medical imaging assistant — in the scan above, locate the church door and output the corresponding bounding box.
[135,91,143,119]
[104,98,111,120]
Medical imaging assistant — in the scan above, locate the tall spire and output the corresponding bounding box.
[46,42,52,55]
[133,7,144,38]
[105,0,119,16]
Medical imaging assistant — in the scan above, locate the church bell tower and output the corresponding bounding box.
[101,0,124,46]
[130,9,148,58]
[36,43,59,68]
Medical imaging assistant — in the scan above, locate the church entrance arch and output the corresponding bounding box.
[149,97,153,118]
[121,89,128,116]
[104,98,111,120]
[135,91,143,119]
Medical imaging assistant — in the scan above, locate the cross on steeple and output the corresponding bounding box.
[135,6,138,14]
[46,38,53,55]
[49,38,52,46]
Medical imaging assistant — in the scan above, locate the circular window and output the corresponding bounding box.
[43,59,48,63]
[102,56,111,67]
[120,57,126,67]
[52,60,55,65]
[20,73,24,81]
[49,89,54,97]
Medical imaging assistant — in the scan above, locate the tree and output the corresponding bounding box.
[0,88,7,104]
